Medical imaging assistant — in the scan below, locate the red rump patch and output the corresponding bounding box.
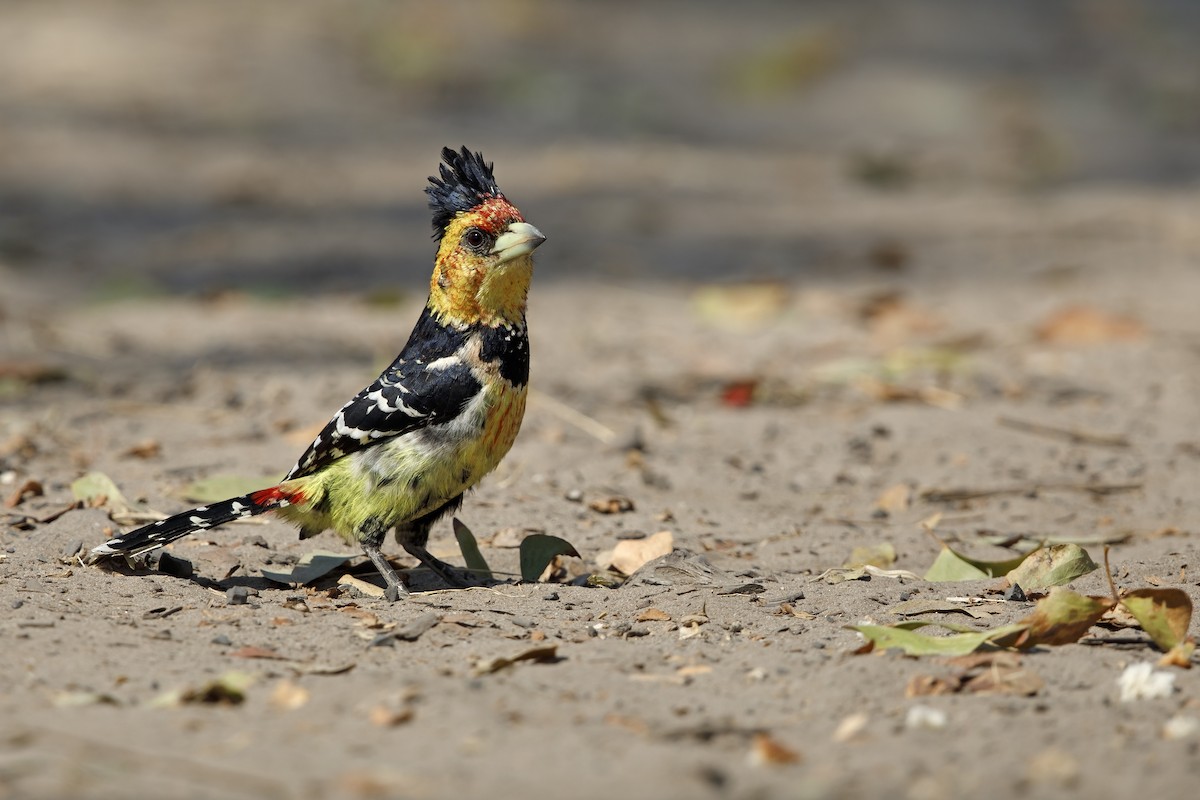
[251,486,306,506]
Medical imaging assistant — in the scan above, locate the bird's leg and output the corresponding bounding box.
[392,494,479,589]
[357,517,409,602]
[395,523,473,588]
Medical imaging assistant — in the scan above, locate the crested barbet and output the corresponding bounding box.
[91,147,546,601]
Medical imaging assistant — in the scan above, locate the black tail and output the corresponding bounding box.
[90,486,294,559]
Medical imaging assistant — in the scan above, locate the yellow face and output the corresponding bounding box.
[428,197,545,328]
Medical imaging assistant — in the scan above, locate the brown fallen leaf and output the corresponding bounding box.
[369,705,415,727]
[875,484,912,514]
[121,439,162,460]
[472,645,560,676]
[636,608,672,622]
[845,542,897,569]
[749,732,802,766]
[609,531,674,576]
[1008,588,1115,648]
[588,495,636,514]
[230,645,287,660]
[1035,305,1145,344]
[269,680,310,711]
[4,479,43,509]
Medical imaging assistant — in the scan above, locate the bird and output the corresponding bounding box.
[91,146,546,602]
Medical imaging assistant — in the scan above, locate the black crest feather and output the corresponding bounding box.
[426,146,503,240]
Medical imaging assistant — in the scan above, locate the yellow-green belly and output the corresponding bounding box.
[278,382,527,541]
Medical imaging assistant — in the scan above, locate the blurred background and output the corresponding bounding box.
[1,0,1198,301]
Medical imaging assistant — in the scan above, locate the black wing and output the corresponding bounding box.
[285,308,480,480]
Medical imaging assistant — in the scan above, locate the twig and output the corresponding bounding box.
[529,389,617,444]
[921,482,1142,503]
[998,416,1130,448]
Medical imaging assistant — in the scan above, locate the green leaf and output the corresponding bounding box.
[180,474,273,504]
[452,518,492,579]
[71,472,132,513]
[262,551,356,586]
[924,544,1030,582]
[519,535,580,583]
[1005,544,1097,589]
[850,620,1028,657]
[1120,588,1193,652]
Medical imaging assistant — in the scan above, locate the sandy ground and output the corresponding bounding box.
[3,2,1200,799]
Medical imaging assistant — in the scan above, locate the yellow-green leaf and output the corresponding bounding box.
[849,621,1028,657]
[924,544,1030,582]
[71,472,132,513]
[1012,587,1114,648]
[1121,589,1193,652]
[1005,544,1096,589]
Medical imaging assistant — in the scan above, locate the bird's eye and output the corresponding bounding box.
[463,228,488,250]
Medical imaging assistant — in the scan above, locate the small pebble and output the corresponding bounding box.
[226,586,251,605]
[564,489,583,502]
[543,592,560,601]
[11,599,24,610]
[211,634,233,646]
[1005,584,1027,602]
[61,539,84,559]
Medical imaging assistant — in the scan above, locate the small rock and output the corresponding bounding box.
[564,489,583,503]
[60,539,84,560]
[1005,584,1028,602]
[211,634,233,646]
[243,535,270,549]
[156,552,194,579]
[543,592,560,601]
[226,586,251,605]
[11,599,24,610]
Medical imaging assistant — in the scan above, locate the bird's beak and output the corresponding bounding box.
[491,222,546,264]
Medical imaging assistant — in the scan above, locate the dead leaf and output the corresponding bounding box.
[1005,544,1097,589]
[906,674,958,697]
[4,479,43,509]
[121,440,162,460]
[230,646,287,660]
[472,645,560,676]
[875,484,912,514]
[71,472,132,514]
[1035,305,1145,344]
[609,531,674,576]
[153,671,254,707]
[851,620,1028,657]
[1010,588,1114,648]
[269,680,310,710]
[338,574,386,599]
[1120,588,1193,653]
[924,543,1031,582]
[749,732,802,766]
[832,712,869,742]
[369,705,414,727]
[588,496,635,514]
[637,608,672,622]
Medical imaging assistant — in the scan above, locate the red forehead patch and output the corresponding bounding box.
[472,197,525,235]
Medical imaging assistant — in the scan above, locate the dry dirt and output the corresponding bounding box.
[3,3,1200,799]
